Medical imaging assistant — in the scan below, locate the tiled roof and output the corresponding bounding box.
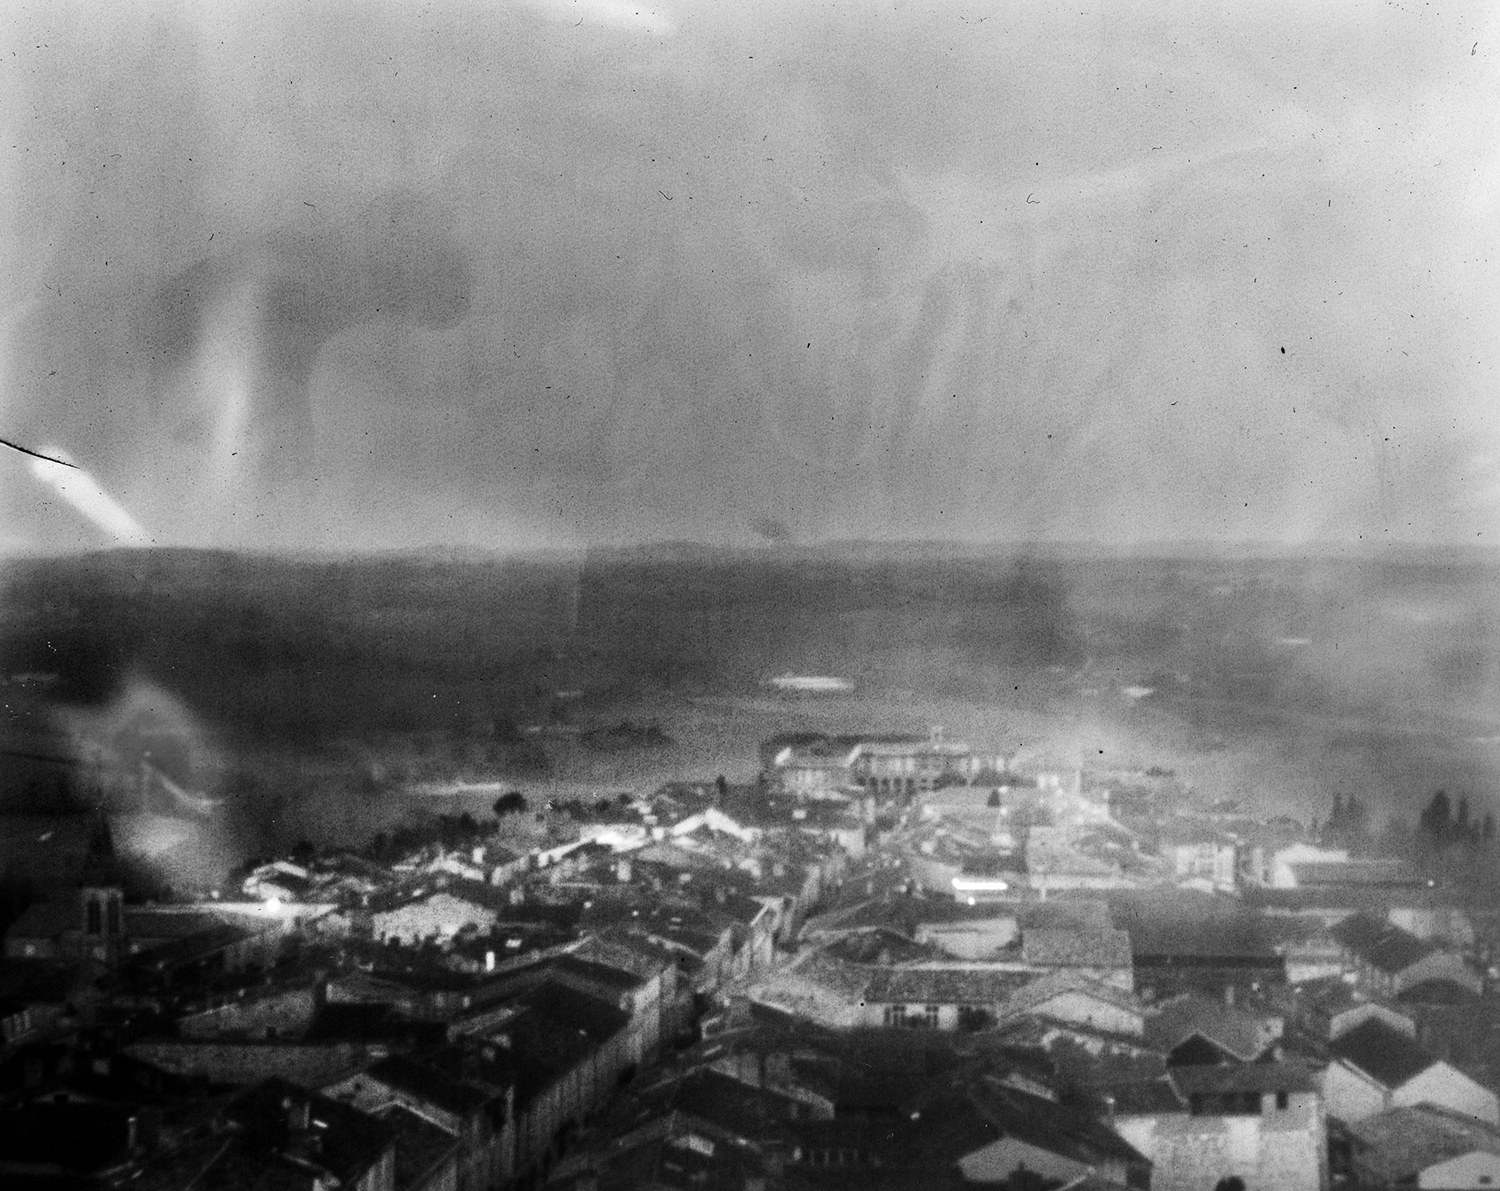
[802,895,1014,938]
[969,1080,1148,1167]
[1331,1017,1438,1089]
[363,1054,497,1115]
[550,952,647,992]
[788,952,875,1001]
[1109,891,1280,961]
[1294,975,1369,1015]
[1169,1057,1318,1098]
[1397,978,1482,1006]
[1145,992,1280,1062]
[1095,1076,1185,1116]
[1330,913,1436,975]
[1021,927,1133,970]
[862,966,1033,1005]
[1016,899,1113,932]
[822,928,949,966]
[1000,971,1144,1021]
[1347,1103,1500,1183]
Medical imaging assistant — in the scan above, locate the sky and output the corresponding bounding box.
[1,0,1497,553]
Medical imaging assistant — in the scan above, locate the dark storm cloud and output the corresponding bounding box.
[2,0,1497,550]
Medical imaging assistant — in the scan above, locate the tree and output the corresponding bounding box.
[1420,790,1454,848]
[493,791,529,817]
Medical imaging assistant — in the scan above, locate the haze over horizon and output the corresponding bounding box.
[2,0,1497,553]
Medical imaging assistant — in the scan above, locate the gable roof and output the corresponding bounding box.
[1000,971,1144,1022]
[968,1079,1149,1168]
[1095,1076,1186,1116]
[1331,1017,1439,1089]
[1347,1103,1500,1183]
[1330,913,1437,974]
[1145,992,1280,1062]
[1397,977,1482,1007]
[5,896,78,942]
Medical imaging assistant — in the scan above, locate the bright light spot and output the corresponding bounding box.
[265,897,283,913]
[29,450,151,545]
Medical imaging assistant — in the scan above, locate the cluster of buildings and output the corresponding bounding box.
[2,729,1500,1190]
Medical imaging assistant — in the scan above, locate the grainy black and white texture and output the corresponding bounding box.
[1,0,1496,552]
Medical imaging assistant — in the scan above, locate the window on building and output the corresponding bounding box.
[106,898,122,937]
[883,1005,907,1027]
[86,898,102,936]
[1275,1091,1289,1111]
[923,1005,941,1028]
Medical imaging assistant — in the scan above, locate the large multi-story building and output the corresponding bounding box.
[761,728,1006,797]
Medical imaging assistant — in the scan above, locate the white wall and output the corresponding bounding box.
[1420,1149,1500,1189]
[1115,1096,1323,1191]
[1397,1063,1500,1125]
[1323,1061,1391,1124]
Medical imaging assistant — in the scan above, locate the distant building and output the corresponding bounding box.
[859,966,1035,1030]
[1287,976,1416,1046]
[996,971,1147,1038]
[1325,1016,1500,1125]
[1329,912,1480,1000]
[1146,990,1285,1065]
[1345,1103,1500,1190]
[1156,821,1238,890]
[128,1077,396,1191]
[1020,926,1135,991]
[1112,1059,1326,1191]
[370,891,499,947]
[5,882,125,965]
[760,728,1005,799]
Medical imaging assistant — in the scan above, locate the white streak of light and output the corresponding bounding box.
[29,451,152,545]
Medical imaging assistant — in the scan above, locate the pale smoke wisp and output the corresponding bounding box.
[29,451,152,546]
